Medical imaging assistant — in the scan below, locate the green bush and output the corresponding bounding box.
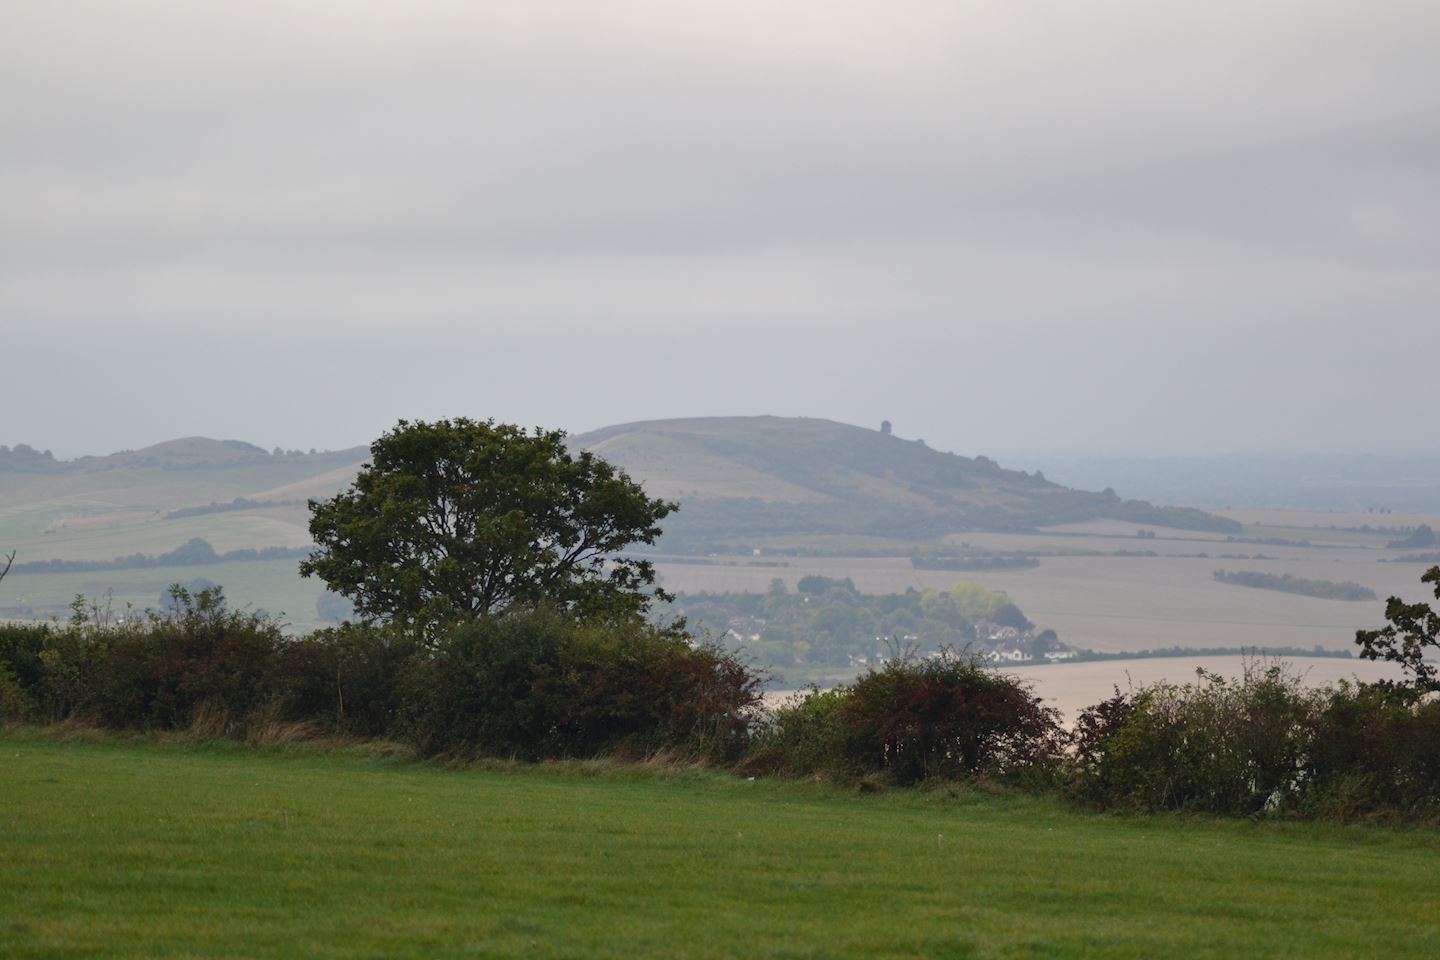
[78,588,287,733]
[0,589,287,732]
[0,622,49,697]
[279,623,420,737]
[1301,683,1440,818]
[1070,662,1322,815]
[752,654,1063,785]
[743,687,849,778]
[400,607,762,761]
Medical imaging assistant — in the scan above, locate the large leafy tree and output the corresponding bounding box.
[1355,565,1440,695]
[300,419,676,630]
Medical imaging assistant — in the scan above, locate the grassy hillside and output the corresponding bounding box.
[0,439,365,564]
[574,417,1239,552]
[0,440,365,628]
[3,731,1437,959]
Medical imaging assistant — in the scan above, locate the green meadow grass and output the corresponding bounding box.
[1,730,1437,959]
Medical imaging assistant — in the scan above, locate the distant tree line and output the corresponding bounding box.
[909,550,1040,571]
[1068,644,1352,663]
[1382,552,1440,564]
[1387,524,1436,549]
[1213,569,1377,602]
[0,444,60,473]
[6,538,310,576]
[165,498,300,520]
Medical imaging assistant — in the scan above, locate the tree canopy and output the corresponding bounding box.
[1355,565,1440,695]
[300,418,676,630]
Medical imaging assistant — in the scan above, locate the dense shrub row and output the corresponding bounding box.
[3,594,1437,821]
[0,590,760,762]
[1070,663,1440,818]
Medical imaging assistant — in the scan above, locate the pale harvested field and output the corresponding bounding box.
[921,553,1425,653]
[1219,507,1440,530]
[4,512,314,563]
[661,518,1440,655]
[1007,656,1408,723]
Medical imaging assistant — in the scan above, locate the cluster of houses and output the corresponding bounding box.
[974,620,1076,663]
[721,615,1075,665]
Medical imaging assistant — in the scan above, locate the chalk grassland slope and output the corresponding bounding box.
[574,416,1238,551]
[3,733,1437,959]
[0,438,366,564]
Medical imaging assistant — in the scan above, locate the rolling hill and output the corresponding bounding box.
[0,439,368,564]
[571,416,1239,552]
[0,416,1237,575]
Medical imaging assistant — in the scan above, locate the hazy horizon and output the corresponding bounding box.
[4,2,1438,461]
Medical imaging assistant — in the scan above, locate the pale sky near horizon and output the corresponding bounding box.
[3,1,1437,462]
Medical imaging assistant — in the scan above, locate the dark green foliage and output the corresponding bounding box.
[302,418,676,631]
[77,588,284,731]
[401,608,760,761]
[0,621,45,721]
[796,575,855,595]
[1068,661,1440,819]
[1355,565,1440,694]
[1069,663,1319,815]
[1213,569,1377,602]
[0,589,760,759]
[1303,683,1440,817]
[7,587,288,731]
[751,655,1063,785]
[279,623,419,737]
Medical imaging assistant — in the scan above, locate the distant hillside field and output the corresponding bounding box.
[573,417,1239,552]
[0,438,366,565]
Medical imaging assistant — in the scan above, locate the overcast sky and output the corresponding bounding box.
[3,1,1437,462]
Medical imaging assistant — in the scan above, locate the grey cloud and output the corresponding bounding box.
[2,1,1438,458]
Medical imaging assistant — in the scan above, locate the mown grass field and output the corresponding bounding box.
[2,731,1438,959]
